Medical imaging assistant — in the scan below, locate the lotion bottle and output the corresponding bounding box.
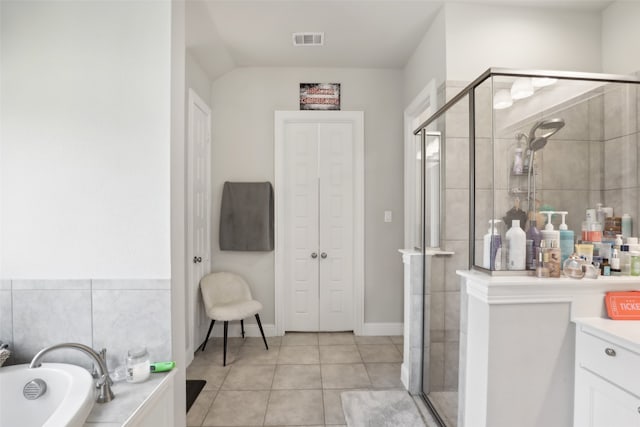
[540,211,560,248]
[557,211,574,266]
[482,219,502,270]
[507,219,526,270]
[614,234,624,251]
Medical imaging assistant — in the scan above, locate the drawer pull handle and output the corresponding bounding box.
[605,347,616,357]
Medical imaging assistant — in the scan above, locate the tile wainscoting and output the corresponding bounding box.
[0,279,171,370]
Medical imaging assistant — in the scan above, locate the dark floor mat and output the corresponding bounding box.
[186,379,207,412]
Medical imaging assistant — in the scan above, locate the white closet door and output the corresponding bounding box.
[284,122,320,331]
[318,123,354,331]
[186,89,211,366]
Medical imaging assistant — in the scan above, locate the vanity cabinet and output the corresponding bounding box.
[574,318,640,427]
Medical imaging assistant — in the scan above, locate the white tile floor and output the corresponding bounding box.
[186,332,409,426]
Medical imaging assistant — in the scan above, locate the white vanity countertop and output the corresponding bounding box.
[84,370,173,426]
[574,317,640,353]
[458,269,640,286]
[457,269,640,300]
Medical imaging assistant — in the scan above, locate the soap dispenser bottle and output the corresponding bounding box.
[540,211,560,248]
[557,211,574,265]
[483,219,502,270]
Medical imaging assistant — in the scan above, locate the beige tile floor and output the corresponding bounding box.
[186,332,405,427]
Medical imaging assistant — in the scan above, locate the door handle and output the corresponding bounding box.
[193,256,202,263]
[321,252,327,259]
[311,252,318,259]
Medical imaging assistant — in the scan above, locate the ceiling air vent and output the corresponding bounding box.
[292,32,324,47]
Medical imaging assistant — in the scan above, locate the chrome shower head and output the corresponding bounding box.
[527,118,565,151]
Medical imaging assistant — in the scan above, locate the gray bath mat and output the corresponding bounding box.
[341,390,426,427]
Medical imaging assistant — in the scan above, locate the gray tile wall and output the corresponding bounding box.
[424,82,470,394]
[0,279,171,370]
[603,82,639,228]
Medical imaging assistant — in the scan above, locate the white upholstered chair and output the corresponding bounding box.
[198,272,268,366]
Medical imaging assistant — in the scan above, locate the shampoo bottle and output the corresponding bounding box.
[526,215,542,270]
[513,148,524,174]
[483,219,502,270]
[507,219,526,270]
[558,211,574,266]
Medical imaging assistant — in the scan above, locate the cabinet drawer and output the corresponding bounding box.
[577,329,640,396]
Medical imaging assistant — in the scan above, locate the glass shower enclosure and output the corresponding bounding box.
[414,68,640,426]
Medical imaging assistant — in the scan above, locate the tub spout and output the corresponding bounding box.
[29,342,115,403]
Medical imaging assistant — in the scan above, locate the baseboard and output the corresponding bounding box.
[208,322,277,338]
[361,322,404,336]
[203,322,402,338]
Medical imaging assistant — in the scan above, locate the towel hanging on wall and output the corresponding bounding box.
[219,181,274,251]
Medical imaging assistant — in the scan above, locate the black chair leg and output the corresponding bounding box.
[200,319,215,351]
[255,314,268,350]
[223,321,228,366]
[241,319,245,338]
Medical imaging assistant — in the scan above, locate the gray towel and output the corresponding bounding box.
[219,181,274,251]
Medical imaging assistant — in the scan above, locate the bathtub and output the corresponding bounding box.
[0,363,95,427]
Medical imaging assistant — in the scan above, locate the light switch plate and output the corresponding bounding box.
[384,210,392,222]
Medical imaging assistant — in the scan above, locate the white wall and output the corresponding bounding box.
[185,0,235,82]
[210,67,405,324]
[403,6,446,108]
[444,3,602,82]
[602,1,640,75]
[171,1,188,425]
[1,1,172,279]
[186,52,212,106]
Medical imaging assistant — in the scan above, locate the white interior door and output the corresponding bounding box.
[318,123,354,331]
[281,117,356,332]
[284,122,320,331]
[186,89,211,366]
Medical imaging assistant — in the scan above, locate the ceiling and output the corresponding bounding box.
[186,0,614,80]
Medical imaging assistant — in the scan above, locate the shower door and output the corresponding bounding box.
[419,125,460,427]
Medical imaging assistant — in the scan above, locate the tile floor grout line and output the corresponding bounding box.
[318,342,327,426]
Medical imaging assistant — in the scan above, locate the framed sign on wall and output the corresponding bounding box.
[300,83,340,110]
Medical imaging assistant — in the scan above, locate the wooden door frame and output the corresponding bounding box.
[274,110,364,335]
[186,88,212,365]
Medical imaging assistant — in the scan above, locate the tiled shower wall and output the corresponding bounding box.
[425,81,471,393]
[0,279,171,370]
[603,80,639,229]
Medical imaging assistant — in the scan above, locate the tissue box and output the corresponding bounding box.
[605,291,640,320]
